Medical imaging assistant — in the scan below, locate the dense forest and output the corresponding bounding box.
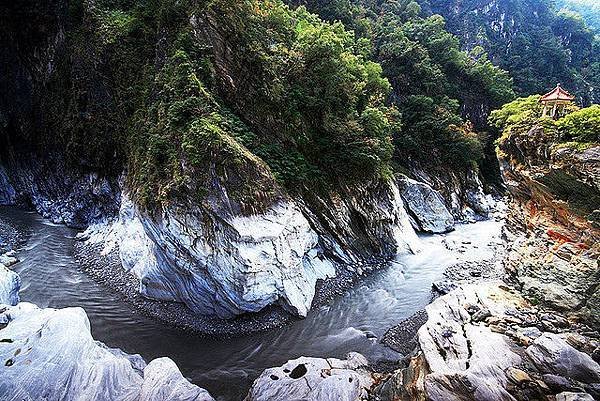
[2,0,598,208]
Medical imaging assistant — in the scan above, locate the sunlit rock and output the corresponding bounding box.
[83,193,336,318]
[245,352,373,401]
[0,302,214,401]
[0,263,20,306]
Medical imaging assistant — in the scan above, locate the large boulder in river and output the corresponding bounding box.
[244,352,374,401]
[397,177,455,233]
[0,263,20,306]
[0,302,215,401]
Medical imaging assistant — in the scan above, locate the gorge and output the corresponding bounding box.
[1,0,599,400]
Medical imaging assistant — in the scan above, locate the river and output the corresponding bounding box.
[0,206,503,401]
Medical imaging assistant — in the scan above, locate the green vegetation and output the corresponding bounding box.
[424,0,600,105]
[556,105,600,143]
[50,0,403,208]
[558,0,600,32]
[34,0,517,210]
[490,96,600,147]
[288,0,515,170]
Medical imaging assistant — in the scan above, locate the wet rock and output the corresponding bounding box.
[0,263,20,306]
[555,392,595,401]
[0,302,214,401]
[397,177,455,233]
[527,333,600,383]
[541,374,584,393]
[0,253,18,268]
[245,352,373,401]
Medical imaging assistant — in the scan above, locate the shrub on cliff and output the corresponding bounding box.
[556,105,600,142]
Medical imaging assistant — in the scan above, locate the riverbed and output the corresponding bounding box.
[0,206,503,400]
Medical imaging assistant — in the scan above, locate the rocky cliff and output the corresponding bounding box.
[498,123,600,328]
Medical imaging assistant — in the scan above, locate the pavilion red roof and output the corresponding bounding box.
[540,84,575,102]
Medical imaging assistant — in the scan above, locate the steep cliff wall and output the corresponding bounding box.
[498,122,600,327]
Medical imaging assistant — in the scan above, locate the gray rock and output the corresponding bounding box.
[244,352,373,401]
[555,392,595,401]
[0,263,20,306]
[397,177,455,233]
[527,333,600,383]
[418,284,521,401]
[542,374,584,393]
[0,154,120,228]
[83,179,420,319]
[0,302,214,401]
[0,165,16,205]
[83,194,337,318]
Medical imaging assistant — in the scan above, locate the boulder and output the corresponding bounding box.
[83,194,336,318]
[83,178,420,319]
[0,263,20,306]
[397,177,455,233]
[555,392,595,401]
[417,284,523,401]
[244,353,373,401]
[526,333,600,383]
[0,302,214,401]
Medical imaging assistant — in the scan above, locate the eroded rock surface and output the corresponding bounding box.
[0,302,215,401]
[244,352,374,401]
[0,262,20,306]
[82,178,419,319]
[376,283,600,401]
[498,125,600,327]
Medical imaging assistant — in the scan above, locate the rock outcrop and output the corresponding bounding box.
[375,283,600,401]
[81,178,419,319]
[407,163,495,222]
[0,154,120,229]
[498,124,600,327]
[0,302,215,401]
[0,263,20,306]
[397,176,455,233]
[244,352,374,401]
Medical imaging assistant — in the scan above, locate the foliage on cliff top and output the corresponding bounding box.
[490,96,599,147]
[58,0,398,209]
[423,0,600,105]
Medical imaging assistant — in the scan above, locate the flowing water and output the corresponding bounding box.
[0,206,503,401]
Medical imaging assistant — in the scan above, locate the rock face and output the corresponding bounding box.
[0,302,215,401]
[244,352,373,401]
[527,333,600,383]
[407,163,495,222]
[83,194,336,318]
[82,178,419,319]
[498,125,600,327]
[417,284,522,401]
[397,176,455,233]
[376,283,600,401]
[0,166,16,205]
[0,154,120,229]
[0,263,20,306]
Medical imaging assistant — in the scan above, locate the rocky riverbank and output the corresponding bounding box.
[0,219,217,401]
